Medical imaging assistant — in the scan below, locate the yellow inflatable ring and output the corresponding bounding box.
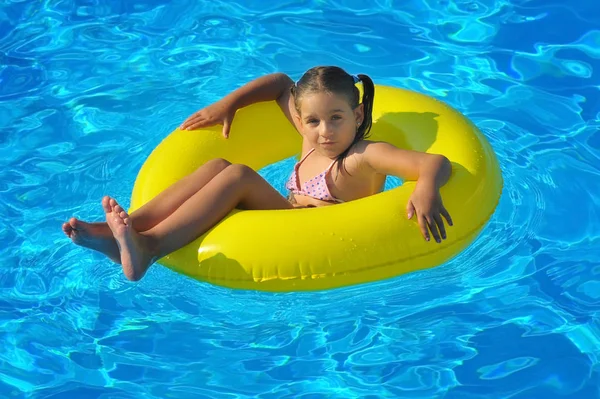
[130,85,502,292]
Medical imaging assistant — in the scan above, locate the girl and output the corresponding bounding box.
[63,66,453,282]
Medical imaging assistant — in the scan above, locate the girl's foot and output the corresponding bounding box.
[62,218,121,264]
[102,196,156,281]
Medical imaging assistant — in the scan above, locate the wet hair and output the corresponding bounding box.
[290,66,375,174]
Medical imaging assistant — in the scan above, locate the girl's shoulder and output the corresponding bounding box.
[346,140,383,174]
[354,140,402,155]
[350,140,403,175]
[350,140,393,158]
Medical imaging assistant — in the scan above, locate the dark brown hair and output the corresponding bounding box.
[290,66,375,173]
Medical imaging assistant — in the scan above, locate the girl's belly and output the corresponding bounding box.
[288,193,336,208]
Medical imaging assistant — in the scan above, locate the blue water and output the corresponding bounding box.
[1,0,599,397]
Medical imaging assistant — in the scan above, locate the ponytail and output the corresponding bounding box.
[355,74,374,141]
[335,73,375,174]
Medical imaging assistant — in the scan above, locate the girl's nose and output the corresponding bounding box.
[320,123,334,138]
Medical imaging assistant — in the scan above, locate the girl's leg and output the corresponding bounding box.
[63,158,232,262]
[105,164,293,281]
[128,158,232,231]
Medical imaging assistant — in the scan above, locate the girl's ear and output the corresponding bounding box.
[354,103,364,126]
[294,113,303,128]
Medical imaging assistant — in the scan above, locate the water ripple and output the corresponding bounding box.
[0,0,599,397]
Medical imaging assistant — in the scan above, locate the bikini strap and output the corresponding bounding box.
[325,157,338,173]
[298,148,315,164]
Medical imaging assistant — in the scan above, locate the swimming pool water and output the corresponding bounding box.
[1,0,599,397]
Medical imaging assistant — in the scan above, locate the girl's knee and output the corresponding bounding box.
[204,158,231,171]
[227,164,255,179]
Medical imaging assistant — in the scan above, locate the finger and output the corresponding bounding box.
[189,110,203,119]
[181,116,204,129]
[406,201,415,220]
[426,215,441,243]
[434,213,446,240]
[181,114,201,128]
[186,119,211,131]
[441,206,453,226]
[181,114,207,129]
[180,120,192,129]
[418,215,430,242]
[222,117,232,138]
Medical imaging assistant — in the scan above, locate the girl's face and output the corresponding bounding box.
[296,92,364,158]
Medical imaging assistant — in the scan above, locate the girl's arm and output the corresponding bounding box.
[226,73,294,110]
[180,73,294,137]
[363,141,453,243]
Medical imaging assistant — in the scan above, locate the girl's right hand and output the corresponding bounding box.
[180,99,236,138]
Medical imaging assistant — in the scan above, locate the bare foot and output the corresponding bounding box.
[62,217,121,264]
[102,196,156,281]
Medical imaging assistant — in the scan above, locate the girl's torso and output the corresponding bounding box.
[287,140,386,207]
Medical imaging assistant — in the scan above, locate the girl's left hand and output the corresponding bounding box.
[406,184,453,243]
[180,99,236,138]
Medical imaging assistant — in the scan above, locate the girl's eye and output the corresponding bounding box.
[308,119,318,124]
[332,115,341,120]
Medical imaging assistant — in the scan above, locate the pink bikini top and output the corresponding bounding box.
[285,148,344,203]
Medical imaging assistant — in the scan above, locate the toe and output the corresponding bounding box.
[102,196,112,213]
[69,217,78,229]
[62,222,72,236]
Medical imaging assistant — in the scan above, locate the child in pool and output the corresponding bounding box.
[62,66,453,282]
